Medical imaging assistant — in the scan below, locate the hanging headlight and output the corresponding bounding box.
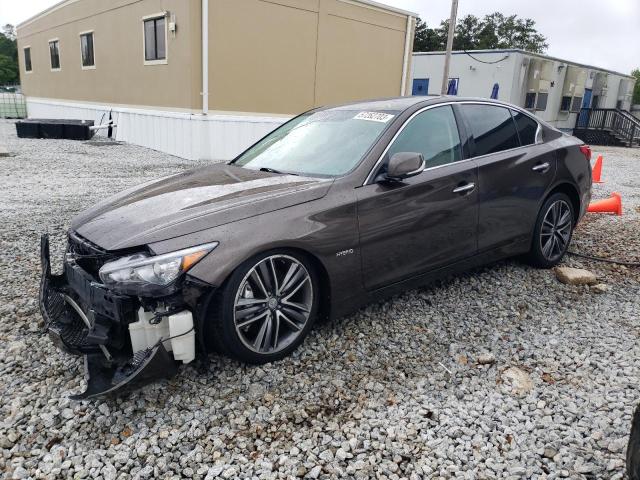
[99,242,218,292]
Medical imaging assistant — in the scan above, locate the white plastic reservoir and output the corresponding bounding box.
[129,308,172,353]
[168,310,195,364]
[128,308,195,364]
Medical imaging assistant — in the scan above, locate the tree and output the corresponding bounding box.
[413,17,446,52]
[632,68,640,105]
[413,13,548,54]
[0,24,18,84]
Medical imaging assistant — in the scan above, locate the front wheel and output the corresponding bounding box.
[205,250,319,364]
[525,193,575,268]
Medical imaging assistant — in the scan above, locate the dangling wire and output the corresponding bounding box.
[567,250,640,267]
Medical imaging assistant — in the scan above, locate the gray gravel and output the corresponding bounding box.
[1,119,639,479]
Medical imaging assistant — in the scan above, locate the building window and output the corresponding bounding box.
[49,40,60,70]
[143,16,166,63]
[560,96,571,112]
[524,92,536,110]
[570,96,583,113]
[24,47,32,72]
[80,32,95,68]
[535,92,548,111]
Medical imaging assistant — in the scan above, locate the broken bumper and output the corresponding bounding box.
[39,234,178,398]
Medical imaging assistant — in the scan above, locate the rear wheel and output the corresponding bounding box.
[205,250,319,364]
[526,193,575,268]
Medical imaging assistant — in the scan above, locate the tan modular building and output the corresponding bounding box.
[17,0,416,159]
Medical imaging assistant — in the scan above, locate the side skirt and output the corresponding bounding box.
[330,241,530,320]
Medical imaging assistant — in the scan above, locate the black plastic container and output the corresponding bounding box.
[15,119,95,140]
[15,119,41,138]
[64,120,95,140]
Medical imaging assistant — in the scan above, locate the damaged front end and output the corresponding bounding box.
[39,233,212,399]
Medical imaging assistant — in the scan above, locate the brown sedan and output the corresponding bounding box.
[40,96,592,397]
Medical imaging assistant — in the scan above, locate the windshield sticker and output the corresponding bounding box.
[353,112,395,123]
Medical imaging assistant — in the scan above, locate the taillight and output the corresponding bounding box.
[579,145,592,162]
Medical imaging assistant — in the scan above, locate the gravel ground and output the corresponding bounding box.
[1,119,639,480]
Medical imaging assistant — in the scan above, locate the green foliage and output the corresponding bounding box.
[0,24,18,85]
[632,68,640,105]
[413,13,548,54]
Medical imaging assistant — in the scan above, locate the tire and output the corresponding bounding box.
[628,404,640,480]
[204,249,320,364]
[525,192,575,268]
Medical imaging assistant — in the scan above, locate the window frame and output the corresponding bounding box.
[559,96,571,113]
[510,108,542,147]
[461,103,521,158]
[363,101,544,186]
[48,38,61,71]
[23,46,32,73]
[524,92,536,110]
[535,92,548,111]
[364,103,465,185]
[383,104,463,171]
[570,96,583,113]
[142,13,168,65]
[79,30,96,70]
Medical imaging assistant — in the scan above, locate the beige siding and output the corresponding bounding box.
[17,0,202,111]
[208,0,320,114]
[209,0,412,114]
[18,0,413,115]
[315,0,408,106]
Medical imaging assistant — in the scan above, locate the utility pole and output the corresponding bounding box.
[441,0,459,94]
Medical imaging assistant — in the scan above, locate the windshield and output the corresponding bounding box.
[233,109,398,177]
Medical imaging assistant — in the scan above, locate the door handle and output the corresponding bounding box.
[452,182,476,194]
[532,162,550,173]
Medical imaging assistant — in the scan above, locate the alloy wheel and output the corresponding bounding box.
[540,200,572,261]
[233,255,313,354]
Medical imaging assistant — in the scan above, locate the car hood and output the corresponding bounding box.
[72,163,333,250]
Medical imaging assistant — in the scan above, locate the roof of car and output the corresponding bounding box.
[328,96,439,112]
[325,95,518,113]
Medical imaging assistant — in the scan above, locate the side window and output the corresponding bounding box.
[461,104,519,156]
[524,92,536,110]
[24,47,32,72]
[570,96,582,113]
[144,16,166,63]
[49,40,60,70]
[386,106,461,168]
[80,32,95,68]
[511,110,539,146]
[536,92,548,111]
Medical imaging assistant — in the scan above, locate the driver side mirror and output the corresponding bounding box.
[380,152,425,182]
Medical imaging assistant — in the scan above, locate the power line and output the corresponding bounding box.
[463,49,510,64]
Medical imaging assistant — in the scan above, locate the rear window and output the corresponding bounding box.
[461,104,519,157]
[512,110,539,146]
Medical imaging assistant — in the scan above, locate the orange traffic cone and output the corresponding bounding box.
[592,155,604,183]
[587,192,622,216]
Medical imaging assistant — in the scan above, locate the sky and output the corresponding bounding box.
[1,0,638,74]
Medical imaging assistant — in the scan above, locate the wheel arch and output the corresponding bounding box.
[207,245,333,321]
[277,246,332,322]
[198,245,333,356]
[544,182,581,225]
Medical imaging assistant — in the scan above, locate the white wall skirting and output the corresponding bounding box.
[26,97,290,160]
